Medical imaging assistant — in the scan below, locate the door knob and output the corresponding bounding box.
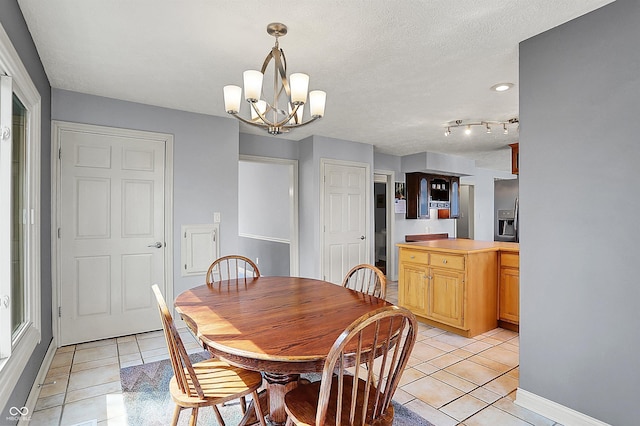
[360,236,365,240]
[148,242,163,248]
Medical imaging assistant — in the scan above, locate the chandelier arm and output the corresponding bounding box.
[248,100,300,128]
[270,102,302,128]
[228,111,269,129]
[260,49,274,74]
[281,115,320,129]
[274,48,290,100]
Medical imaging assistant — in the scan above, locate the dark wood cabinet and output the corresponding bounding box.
[405,173,460,219]
[405,172,430,219]
[509,143,519,175]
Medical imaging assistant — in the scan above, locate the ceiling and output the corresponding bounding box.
[18,0,614,171]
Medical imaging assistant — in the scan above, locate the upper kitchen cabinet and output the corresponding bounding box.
[406,172,430,219]
[509,143,519,175]
[405,172,460,219]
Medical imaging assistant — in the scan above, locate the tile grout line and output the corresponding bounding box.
[399,332,520,425]
[57,345,76,426]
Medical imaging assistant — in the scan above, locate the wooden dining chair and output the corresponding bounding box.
[341,264,387,299]
[151,285,267,426]
[206,255,260,284]
[284,305,417,426]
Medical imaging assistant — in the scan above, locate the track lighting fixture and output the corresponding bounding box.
[443,118,519,137]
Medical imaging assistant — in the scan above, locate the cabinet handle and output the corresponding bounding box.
[442,259,447,264]
[410,255,415,259]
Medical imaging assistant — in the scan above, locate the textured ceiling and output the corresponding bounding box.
[18,0,614,171]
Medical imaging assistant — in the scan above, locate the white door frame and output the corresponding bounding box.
[374,169,396,280]
[239,154,299,276]
[51,121,174,346]
[320,158,371,280]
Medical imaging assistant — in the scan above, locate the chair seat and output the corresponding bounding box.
[284,376,394,426]
[169,358,264,408]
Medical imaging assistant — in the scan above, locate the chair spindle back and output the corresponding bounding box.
[342,264,387,299]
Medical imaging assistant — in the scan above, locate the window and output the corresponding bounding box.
[11,95,27,337]
[0,22,42,409]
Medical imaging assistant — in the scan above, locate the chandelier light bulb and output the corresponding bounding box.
[486,123,491,134]
[288,103,304,125]
[243,70,263,102]
[289,73,310,104]
[223,85,242,114]
[309,90,326,118]
[465,125,471,135]
[503,123,508,135]
[444,127,451,137]
[251,100,267,123]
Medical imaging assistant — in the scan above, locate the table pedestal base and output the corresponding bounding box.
[263,372,300,425]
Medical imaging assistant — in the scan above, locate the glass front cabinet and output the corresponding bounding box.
[405,172,460,219]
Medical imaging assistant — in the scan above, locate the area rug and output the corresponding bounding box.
[120,353,434,425]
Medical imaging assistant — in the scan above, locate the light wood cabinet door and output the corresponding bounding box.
[399,263,429,316]
[428,268,465,328]
[499,268,519,324]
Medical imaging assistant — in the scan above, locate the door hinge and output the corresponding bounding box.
[58,147,61,159]
[58,307,61,318]
[184,264,187,270]
[57,228,61,238]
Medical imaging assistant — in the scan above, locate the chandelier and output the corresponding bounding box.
[223,23,326,135]
[444,118,519,136]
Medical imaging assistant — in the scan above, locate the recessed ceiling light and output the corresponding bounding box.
[491,83,514,92]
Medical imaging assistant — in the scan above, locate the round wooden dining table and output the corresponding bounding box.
[174,276,392,425]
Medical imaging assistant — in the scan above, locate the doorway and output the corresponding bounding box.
[321,159,370,284]
[238,155,299,276]
[373,174,391,275]
[374,173,390,276]
[53,121,174,345]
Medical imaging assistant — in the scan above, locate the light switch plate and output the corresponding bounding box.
[213,212,221,223]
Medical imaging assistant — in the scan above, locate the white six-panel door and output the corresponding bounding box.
[57,123,169,345]
[322,160,369,284]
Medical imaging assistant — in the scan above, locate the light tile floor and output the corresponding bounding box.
[31,281,561,426]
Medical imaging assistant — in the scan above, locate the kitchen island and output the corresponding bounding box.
[397,239,519,337]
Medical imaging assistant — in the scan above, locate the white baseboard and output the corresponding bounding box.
[515,388,611,426]
[18,339,57,426]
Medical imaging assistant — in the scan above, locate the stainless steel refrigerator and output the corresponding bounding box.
[494,178,519,242]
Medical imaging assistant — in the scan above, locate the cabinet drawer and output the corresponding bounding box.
[430,253,465,270]
[501,252,519,269]
[400,249,430,265]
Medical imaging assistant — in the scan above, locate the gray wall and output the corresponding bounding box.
[237,238,290,276]
[0,1,52,420]
[519,0,638,423]
[51,89,241,303]
[239,132,299,160]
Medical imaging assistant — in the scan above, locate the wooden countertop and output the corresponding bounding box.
[397,238,519,254]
